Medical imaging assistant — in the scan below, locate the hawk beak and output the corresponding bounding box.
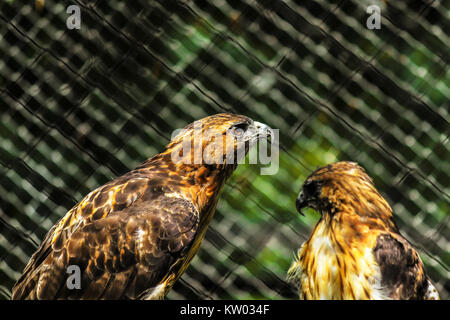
[296,192,306,216]
[252,121,272,140]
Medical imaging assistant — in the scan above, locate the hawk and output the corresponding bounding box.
[12,113,271,299]
[288,161,440,300]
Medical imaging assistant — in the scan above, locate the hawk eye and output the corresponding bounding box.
[303,180,320,198]
[229,122,249,137]
[232,122,249,131]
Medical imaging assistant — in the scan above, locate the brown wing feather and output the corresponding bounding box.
[12,174,198,299]
[374,233,439,300]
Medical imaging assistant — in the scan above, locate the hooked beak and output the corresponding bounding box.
[295,192,306,216]
[231,120,272,163]
[248,121,272,141]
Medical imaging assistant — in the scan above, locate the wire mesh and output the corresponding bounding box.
[0,0,448,300]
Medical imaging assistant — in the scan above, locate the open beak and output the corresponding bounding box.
[295,192,306,216]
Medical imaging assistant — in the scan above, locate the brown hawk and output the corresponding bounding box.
[288,161,440,300]
[12,113,271,299]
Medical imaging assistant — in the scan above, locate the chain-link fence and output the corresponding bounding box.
[0,0,448,300]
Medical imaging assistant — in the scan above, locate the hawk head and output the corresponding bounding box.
[168,113,272,168]
[296,161,394,224]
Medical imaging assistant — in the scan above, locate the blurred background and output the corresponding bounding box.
[0,0,448,299]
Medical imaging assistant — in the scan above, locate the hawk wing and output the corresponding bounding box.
[374,233,440,300]
[12,174,199,299]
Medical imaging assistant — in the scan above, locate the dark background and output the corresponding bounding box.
[0,0,448,299]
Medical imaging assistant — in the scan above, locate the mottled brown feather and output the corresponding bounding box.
[373,233,436,300]
[12,113,268,300]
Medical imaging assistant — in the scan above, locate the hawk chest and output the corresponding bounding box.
[294,223,388,300]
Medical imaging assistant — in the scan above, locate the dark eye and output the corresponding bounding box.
[233,122,249,131]
[230,122,249,137]
[303,180,320,198]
